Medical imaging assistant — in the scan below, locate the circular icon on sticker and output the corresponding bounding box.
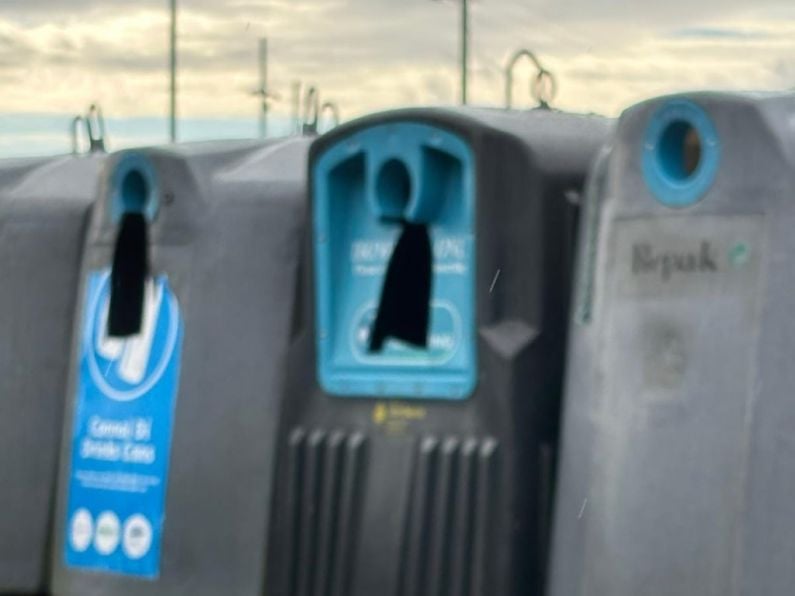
[69,508,94,553]
[122,514,153,560]
[94,511,121,555]
[85,273,181,402]
[350,300,462,365]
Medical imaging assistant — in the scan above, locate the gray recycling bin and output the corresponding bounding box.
[50,138,311,596]
[0,153,104,594]
[548,92,795,596]
[266,107,610,596]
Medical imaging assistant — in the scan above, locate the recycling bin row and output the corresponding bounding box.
[0,91,793,596]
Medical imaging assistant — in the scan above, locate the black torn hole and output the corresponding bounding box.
[108,212,149,337]
[369,222,432,352]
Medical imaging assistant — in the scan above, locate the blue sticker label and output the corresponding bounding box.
[64,271,183,578]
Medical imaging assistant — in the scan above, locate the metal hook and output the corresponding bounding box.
[85,103,107,153]
[319,101,341,132]
[504,48,557,109]
[301,86,320,135]
[70,116,87,155]
[531,68,557,109]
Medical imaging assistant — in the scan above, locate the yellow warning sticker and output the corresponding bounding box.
[372,402,427,435]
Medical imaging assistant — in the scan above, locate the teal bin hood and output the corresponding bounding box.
[313,122,476,399]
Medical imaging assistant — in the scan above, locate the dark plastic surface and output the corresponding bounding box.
[267,107,610,596]
[50,138,311,596]
[0,154,104,594]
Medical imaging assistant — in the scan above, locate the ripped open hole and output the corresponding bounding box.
[108,212,149,337]
[658,120,702,182]
[375,158,412,219]
[368,222,432,352]
[121,169,149,214]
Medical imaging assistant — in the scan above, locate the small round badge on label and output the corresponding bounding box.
[94,511,121,555]
[123,514,154,560]
[69,509,94,553]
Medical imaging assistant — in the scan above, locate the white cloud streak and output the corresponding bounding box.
[0,0,793,154]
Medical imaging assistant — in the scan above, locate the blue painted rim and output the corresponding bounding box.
[642,99,721,208]
[110,152,159,223]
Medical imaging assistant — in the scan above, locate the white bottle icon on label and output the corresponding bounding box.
[96,280,163,386]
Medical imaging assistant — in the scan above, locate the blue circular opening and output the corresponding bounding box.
[111,154,158,223]
[376,159,412,218]
[121,169,149,214]
[642,99,720,208]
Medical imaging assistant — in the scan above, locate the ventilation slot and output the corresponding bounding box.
[282,428,368,596]
[108,212,149,337]
[399,436,499,596]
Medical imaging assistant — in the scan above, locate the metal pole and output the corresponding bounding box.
[258,38,268,139]
[169,0,177,142]
[461,0,469,105]
[291,81,301,134]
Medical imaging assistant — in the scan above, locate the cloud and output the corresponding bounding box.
[523,0,787,25]
[669,26,776,40]
[0,0,794,157]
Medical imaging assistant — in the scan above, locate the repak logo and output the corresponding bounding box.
[632,241,718,281]
[85,273,181,402]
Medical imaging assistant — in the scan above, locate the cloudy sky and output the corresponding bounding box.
[1,0,794,156]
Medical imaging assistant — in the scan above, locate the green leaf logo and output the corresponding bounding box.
[729,242,750,267]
